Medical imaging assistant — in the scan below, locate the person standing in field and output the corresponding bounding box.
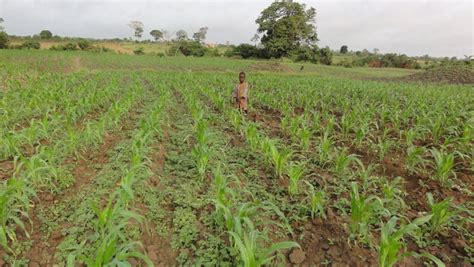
[232,71,249,114]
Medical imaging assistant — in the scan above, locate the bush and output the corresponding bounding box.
[168,41,208,57]
[20,40,41,49]
[0,32,9,49]
[225,44,268,59]
[317,47,333,65]
[290,46,318,63]
[133,47,145,55]
[77,39,92,50]
[50,42,78,51]
[156,52,165,57]
[205,48,220,57]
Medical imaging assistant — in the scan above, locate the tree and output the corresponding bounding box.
[128,21,144,39]
[39,30,53,39]
[251,34,260,46]
[193,27,208,43]
[175,30,188,41]
[0,32,9,49]
[373,48,380,54]
[255,0,318,58]
[317,46,333,65]
[340,45,348,54]
[0,18,4,32]
[150,29,163,42]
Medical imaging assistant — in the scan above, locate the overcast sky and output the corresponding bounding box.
[0,0,472,57]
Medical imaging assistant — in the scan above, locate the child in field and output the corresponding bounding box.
[232,71,249,114]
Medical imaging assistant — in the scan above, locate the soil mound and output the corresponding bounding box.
[402,65,474,84]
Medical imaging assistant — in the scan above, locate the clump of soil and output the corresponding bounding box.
[401,65,474,84]
[249,61,293,73]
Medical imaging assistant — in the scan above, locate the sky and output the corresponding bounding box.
[0,0,472,57]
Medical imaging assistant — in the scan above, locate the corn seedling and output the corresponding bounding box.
[378,216,444,267]
[405,146,426,175]
[269,144,292,178]
[333,148,361,178]
[426,193,456,234]
[430,148,456,186]
[287,162,305,195]
[229,219,300,267]
[350,182,387,242]
[317,133,333,166]
[304,181,326,219]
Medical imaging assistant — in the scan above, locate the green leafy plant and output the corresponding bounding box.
[287,162,305,195]
[350,182,387,242]
[379,216,444,267]
[0,178,32,254]
[269,144,292,178]
[430,148,456,186]
[405,146,426,175]
[229,219,300,267]
[304,181,326,219]
[426,193,456,234]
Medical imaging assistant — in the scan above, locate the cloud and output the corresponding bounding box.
[0,0,472,57]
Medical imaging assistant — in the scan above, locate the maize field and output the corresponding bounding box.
[0,50,473,266]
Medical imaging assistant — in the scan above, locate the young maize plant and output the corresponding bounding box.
[375,137,393,161]
[269,144,292,179]
[304,181,326,219]
[430,148,456,186]
[244,123,260,152]
[354,122,370,147]
[378,216,444,267]
[405,146,426,175]
[333,148,361,178]
[350,182,387,242]
[228,219,300,267]
[317,133,333,167]
[426,193,456,235]
[0,178,32,254]
[287,162,305,195]
[382,177,406,214]
[355,162,379,194]
[259,137,276,166]
[80,194,152,267]
[192,118,211,179]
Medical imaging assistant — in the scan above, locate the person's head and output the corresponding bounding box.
[239,71,246,83]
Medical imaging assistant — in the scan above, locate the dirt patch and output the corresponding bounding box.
[249,62,293,73]
[294,213,377,266]
[0,160,14,181]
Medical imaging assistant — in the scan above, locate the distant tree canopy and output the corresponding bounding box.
[0,18,4,32]
[340,45,348,54]
[256,0,318,58]
[175,30,188,41]
[150,29,163,42]
[192,27,208,43]
[39,30,53,39]
[128,21,144,39]
[167,40,208,57]
[0,32,9,49]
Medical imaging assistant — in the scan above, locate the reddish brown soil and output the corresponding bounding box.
[0,160,14,181]
[291,214,377,266]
